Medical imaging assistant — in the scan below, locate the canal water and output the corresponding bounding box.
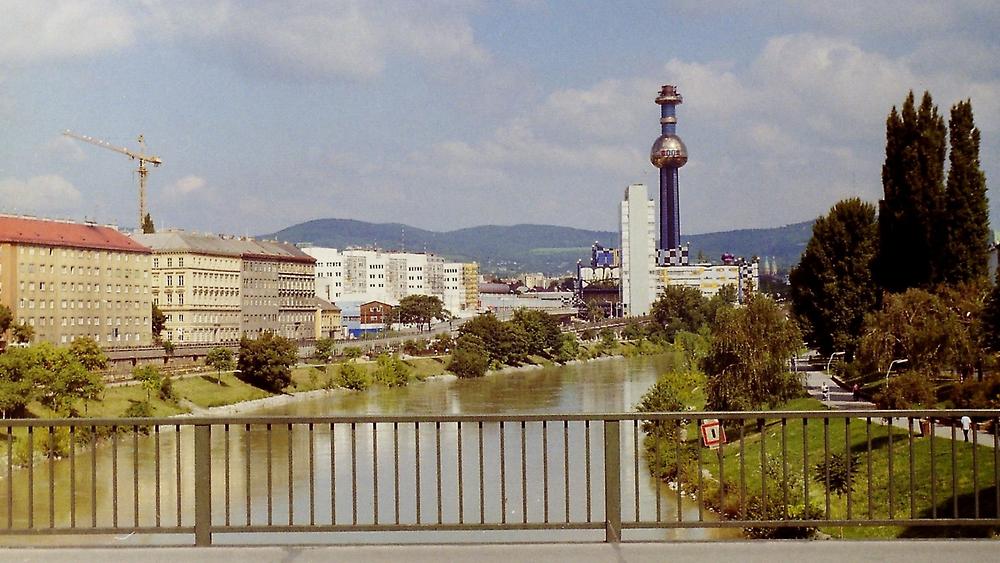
[2,354,737,544]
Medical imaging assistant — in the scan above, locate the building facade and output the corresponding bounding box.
[620,184,656,316]
[0,215,153,346]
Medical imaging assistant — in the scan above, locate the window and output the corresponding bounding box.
[178,275,184,286]
[178,257,184,267]
[166,257,172,267]
[153,258,159,268]
[166,276,172,287]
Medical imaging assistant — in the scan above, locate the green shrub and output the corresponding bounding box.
[373,354,411,387]
[813,452,859,496]
[873,370,936,409]
[448,335,489,378]
[338,362,368,391]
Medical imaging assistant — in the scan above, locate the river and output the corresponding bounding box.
[2,354,737,544]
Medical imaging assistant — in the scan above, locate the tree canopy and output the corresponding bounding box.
[397,295,445,330]
[237,332,298,392]
[69,337,108,372]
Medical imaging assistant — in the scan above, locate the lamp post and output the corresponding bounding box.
[826,351,845,372]
[885,358,909,385]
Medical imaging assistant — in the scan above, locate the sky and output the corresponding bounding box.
[0,1,998,237]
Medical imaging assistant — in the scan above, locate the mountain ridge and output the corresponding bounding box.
[263,218,813,275]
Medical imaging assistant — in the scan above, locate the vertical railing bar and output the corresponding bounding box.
[908,418,916,519]
[393,422,400,526]
[994,417,999,520]
[951,425,958,518]
[175,424,181,527]
[739,420,746,520]
[266,423,273,526]
[585,421,592,523]
[330,423,336,526]
[499,421,506,525]
[110,426,116,529]
[845,418,852,521]
[718,422,725,515]
[672,418,681,523]
[245,424,251,527]
[697,418,704,522]
[544,420,550,524]
[435,421,442,525]
[563,420,570,524]
[972,421,980,519]
[49,426,56,528]
[632,420,639,523]
[309,423,315,527]
[888,417,894,520]
[193,424,213,546]
[479,421,485,525]
[132,425,139,528]
[288,423,294,526]
[930,419,937,519]
[70,425,76,528]
[415,422,421,525]
[457,421,464,525]
[6,426,12,530]
[155,426,162,528]
[91,425,97,528]
[520,421,527,524]
[351,422,357,526]
[603,420,621,544]
[26,427,33,530]
[224,424,231,527]
[824,417,830,520]
[802,418,808,516]
[866,417,872,520]
[654,421,661,523]
[781,418,788,520]
[372,422,379,525]
[759,418,766,518]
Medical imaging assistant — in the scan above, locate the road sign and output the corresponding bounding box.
[700,419,726,449]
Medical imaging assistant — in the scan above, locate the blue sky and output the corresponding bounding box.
[1,1,998,236]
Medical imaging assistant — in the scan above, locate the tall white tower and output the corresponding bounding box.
[620,184,656,316]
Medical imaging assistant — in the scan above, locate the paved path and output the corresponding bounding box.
[1,541,997,563]
[801,364,997,448]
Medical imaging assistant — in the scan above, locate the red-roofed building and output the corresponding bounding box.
[0,215,153,347]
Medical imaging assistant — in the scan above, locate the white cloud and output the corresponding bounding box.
[0,175,83,215]
[165,175,207,197]
[0,1,135,64]
[44,135,87,162]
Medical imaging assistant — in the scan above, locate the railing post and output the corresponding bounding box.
[194,424,212,546]
[604,419,621,543]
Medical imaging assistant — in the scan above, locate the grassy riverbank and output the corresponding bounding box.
[644,396,998,538]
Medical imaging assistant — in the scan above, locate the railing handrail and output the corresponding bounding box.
[3,409,998,427]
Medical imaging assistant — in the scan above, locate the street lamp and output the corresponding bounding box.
[826,351,846,372]
[885,358,909,385]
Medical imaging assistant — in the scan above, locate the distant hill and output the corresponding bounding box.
[263,218,813,275]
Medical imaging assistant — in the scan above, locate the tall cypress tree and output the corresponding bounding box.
[942,100,990,284]
[876,91,947,292]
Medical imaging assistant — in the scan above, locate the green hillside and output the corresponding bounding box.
[264,218,813,275]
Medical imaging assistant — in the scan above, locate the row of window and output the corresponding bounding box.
[19,298,147,310]
[20,246,145,263]
[19,280,147,294]
[22,315,147,327]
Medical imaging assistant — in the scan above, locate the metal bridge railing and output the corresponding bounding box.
[0,410,997,545]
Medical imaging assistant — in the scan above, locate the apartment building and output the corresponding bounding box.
[134,232,316,343]
[0,215,153,346]
[443,261,480,316]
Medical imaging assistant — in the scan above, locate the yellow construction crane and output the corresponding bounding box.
[63,130,163,229]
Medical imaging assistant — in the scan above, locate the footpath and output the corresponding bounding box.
[801,363,996,448]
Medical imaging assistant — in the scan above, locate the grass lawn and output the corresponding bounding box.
[172,372,272,408]
[647,396,999,538]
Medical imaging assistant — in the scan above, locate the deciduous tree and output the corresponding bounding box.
[942,100,991,285]
[237,332,298,392]
[205,347,235,385]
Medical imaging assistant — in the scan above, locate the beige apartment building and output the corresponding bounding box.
[134,232,316,343]
[0,215,153,346]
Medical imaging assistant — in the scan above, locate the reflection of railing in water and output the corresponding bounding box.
[0,410,998,545]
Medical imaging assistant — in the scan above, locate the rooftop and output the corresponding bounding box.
[0,215,150,253]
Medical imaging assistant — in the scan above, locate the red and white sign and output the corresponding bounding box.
[700,419,726,449]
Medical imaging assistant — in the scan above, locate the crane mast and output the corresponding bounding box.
[62,130,163,229]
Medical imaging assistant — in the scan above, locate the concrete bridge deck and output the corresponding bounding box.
[1,541,994,563]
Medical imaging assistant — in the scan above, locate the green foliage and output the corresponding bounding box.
[372,354,411,387]
[0,304,13,341]
[338,361,368,391]
[123,400,154,419]
[10,322,33,344]
[553,333,579,364]
[237,333,298,393]
[343,346,363,360]
[509,309,562,357]
[397,294,445,330]
[162,340,175,355]
[982,270,1000,355]
[942,100,990,286]
[68,337,108,371]
[204,346,236,384]
[402,339,423,356]
[948,375,1000,409]
[856,288,963,378]
[672,331,710,373]
[459,312,527,366]
[141,213,155,234]
[448,334,489,378]
[636,370,706,440]
[8,343,104,416]
[876,91,948,292]
[813,452,860,496]
[313,337,335,361]
[151,304,166,340]
[15,427,71,465]
[0,346,39,417]
[651,285,708,340]
[789,198,879,357]
[431,333,453,354]
[621,321,644,341]
[872,370,936,409]
[132,365,162,403]
[703,294,802,411]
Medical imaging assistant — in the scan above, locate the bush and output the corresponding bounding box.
[873,370,936,409]
[237,333,298,393]
[448,335,489,378]
[373,354,411,387]
[14,427,71,465]
[158,373,175,401]
[813,452,859,496]
[343,347,363,360]
[949,376,1000,409]
[338,362,368,391]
